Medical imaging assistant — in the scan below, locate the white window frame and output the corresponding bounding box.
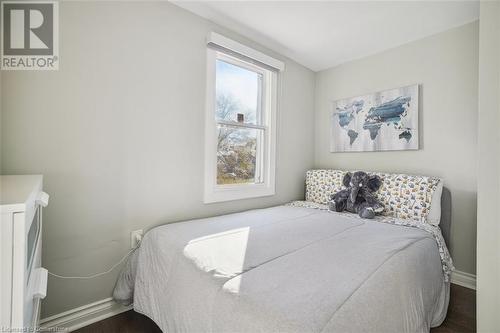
[204,34,282,204]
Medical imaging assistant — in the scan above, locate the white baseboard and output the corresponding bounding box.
[39,298,132,332]
[451,270,476,290]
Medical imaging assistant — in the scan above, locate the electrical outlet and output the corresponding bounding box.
[131,229,143,249]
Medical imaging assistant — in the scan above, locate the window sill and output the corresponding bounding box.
[203,183,275,204]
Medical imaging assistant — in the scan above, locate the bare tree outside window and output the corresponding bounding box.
[216,93,258,184]
[215,59,262,185]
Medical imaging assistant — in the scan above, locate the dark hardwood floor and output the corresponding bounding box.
[430,285,476,333]
[74,284,475,333]
[74,309,162,333]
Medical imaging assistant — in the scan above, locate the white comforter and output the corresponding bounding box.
[114,206,449,333]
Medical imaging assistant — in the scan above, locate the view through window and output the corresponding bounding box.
[215,58,264,185]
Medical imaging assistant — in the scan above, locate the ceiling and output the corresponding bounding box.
[173,1,479,72]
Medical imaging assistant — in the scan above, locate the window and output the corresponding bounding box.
[204,33,283,203]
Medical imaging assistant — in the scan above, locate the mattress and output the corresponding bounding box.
[113,205,450,333]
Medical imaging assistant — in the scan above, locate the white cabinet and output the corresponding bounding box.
[1,175,49,331]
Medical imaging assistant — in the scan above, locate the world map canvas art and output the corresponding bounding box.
[330,85,419,152]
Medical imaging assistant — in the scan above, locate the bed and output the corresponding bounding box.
[113,170,453,333]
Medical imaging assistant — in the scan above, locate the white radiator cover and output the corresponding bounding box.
[0,175,49,331]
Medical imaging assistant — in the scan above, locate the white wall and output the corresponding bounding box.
[0,2,315,317]
[0,1,483,321]
[0,68,2,172]
[314,22,479,275]
[477,1,500,331]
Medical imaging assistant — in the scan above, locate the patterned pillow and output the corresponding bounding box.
[305,169,441,223]
[305,169,344,205]
[372,172,441,222]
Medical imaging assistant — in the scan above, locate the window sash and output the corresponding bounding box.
[214,52,268,187]
[216,123,266,186]
[216,120,266,131]
[216,52,266,127]
[217,52,267,77]
[204,45,277,203]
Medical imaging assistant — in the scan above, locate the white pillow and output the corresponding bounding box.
[427,180,443,226]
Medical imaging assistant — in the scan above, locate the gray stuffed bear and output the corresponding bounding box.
[328,171,384,219]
